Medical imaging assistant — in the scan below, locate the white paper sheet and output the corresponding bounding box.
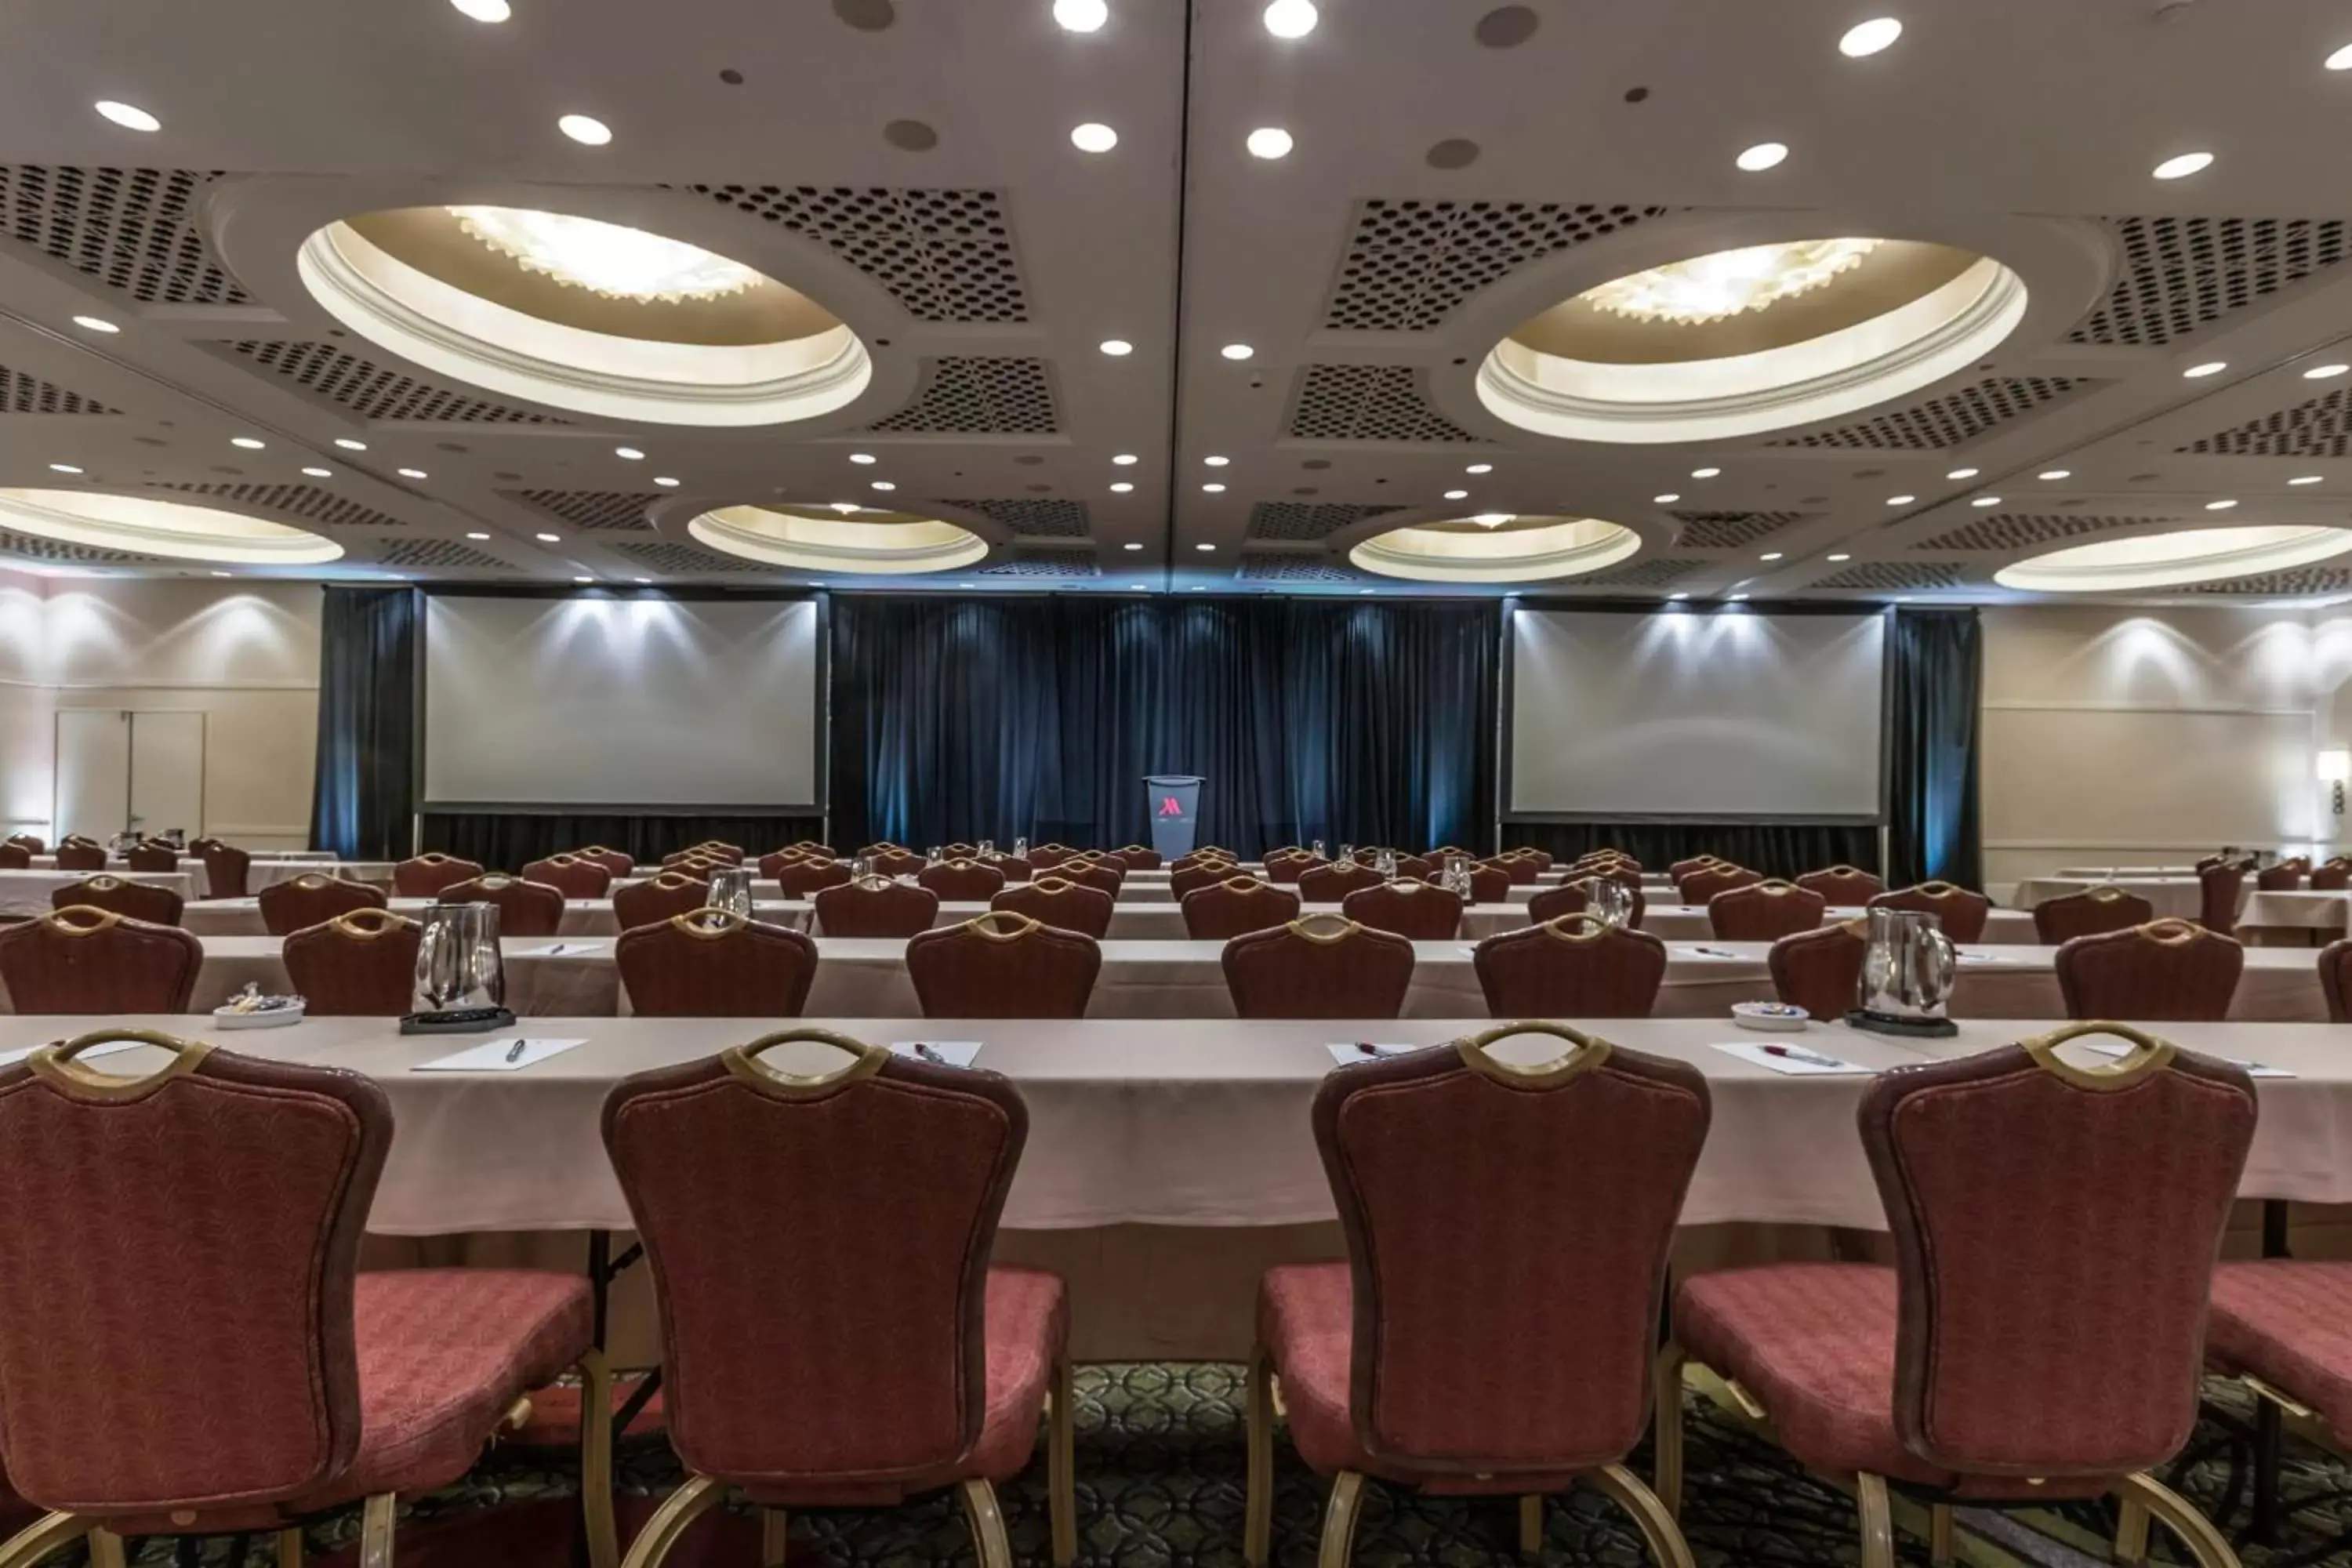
[1711,1040,1877,1076]
[412,1037,588,1073]
[1325,1042,1423,1065]
[890,1040,983,1067]
[2082,1040,2292,1078]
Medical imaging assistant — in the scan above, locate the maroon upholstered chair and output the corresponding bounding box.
[1486,853,1542,886]
[1222,916,1416,1019]
[616,911,818,1018]
[2,833,41,856]
[0,1027,615,1568]
[258,873,387,936]
[1867,881,1990,944]
[1668,855,1721,880]
[2197,860,2247,935]
[520,854,613,900]
[1708,880,1827,942]
[1472,916,1668,1018]
[1676,864,1762,905]
[1508,847,1554,872]
[1116,844,1162,869]
[0,844,26,869]
[1424,844,1472,862]
[680,840,744,865]
[1175,845,1236,869]
[663,855,728,883]
[442,874,566,938]
[2054,919,2243,1022]
[194,840,252,901]
[601,1030,1073,1568]
[612,872,710,931]
[773,857,854,898]
[2325,937,2352,1024]
[1795,865,1884,906]
[907,913,1102,1018]
[2256,857,2310,892]
[1296,862,1382,902]
[1528,878,1648,930]
[867,848,927,880]
[1340,880,1464,941]
[53,839,107,873]
[994,855,1034,884]
[2205,1255,2352,1530]
[1170,860,1244,899]
[991,878,1116,941]
[1569,851,1639,876]
[757,850,815,881]
[920,858,1010,902]
[122,840,179,874]
[393,853,483,898]
[941,842,979,861]
[575,844,634,877]
[785,840,836,860]
[1247,1023,1708,1568]
[1026,843,1074,870]
[49,874,183,927]
[1439,863,1512,905]
[814,877,941,938]
[1181,877,1302,941]
[0,907,202,1014]
[2310,855,2352,891]
[1054,858,1124,898]
[282,908,423,1016]
[1262,851,1313,887]
[1559,863,1642,891]
[2033,886,2155,945]
[1668,1024,2256,1568]
[1767,923,1866,1022]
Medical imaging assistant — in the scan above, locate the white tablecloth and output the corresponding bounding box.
[2010,876,2227,921]
[2239,891,2350,933]
[2055,865,2200,877]
[0,869,199,916]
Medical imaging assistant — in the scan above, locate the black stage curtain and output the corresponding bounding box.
[307,586,420,860]
[1501,822,1880,880]
[830,596,1498,858]
[1886,606,1984,890]
[418,811,829,873]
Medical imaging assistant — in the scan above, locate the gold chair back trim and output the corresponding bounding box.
[2136,917,2209,946]
[2085,884,2132,902]
[326,908,415,939]
[1218,874,1271,893]
[648,871,706,891]
[42,905,123,936]
[668,908,749,939]
[1911,880,1963,896]
[1748,879,1804,896]
[1284,913,1361,945]
[961,909,1044,942]
[2020,1021,2178,1093]
[721,1027,890,1099]
[1539,913,1613,944]
[29,1029,216,1102]
[289,873,337,891]
[1453,1021,1614,1089]
[77,874,129,891]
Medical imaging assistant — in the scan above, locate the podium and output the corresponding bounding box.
[1145,775,1205,860]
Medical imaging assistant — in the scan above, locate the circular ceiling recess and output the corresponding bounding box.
[686,503,987,575]
[1348,511,1641,583]
[1478,238,2027,445]
[0,488,343,565]
[298,206,870,426]
[1993,524,2352,593]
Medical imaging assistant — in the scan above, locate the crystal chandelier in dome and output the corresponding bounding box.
[447,206,763,303]
[1579,238,1884,326]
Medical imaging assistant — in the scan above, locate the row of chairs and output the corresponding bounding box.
[0,833,257,898]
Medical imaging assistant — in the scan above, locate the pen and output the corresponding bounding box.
[913,1043,946,1063]
[1690,946,1737,958]
[505,1041,528,1063]
[1761,1044,1845,1069]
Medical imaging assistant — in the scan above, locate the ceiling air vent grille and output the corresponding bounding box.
[1768,376,2094,451]
[1813,561,1966,590]
[940,498,1089,537]
[681,185,1029,324]
[2068,216,2350,347]
[0,165,249,305]
[502,490,655,532]
[1247,502,1404,542]
[869,358,1058,435]
[1322,199,1671,331]
[1287,365,1482,443]
[613,540,768,575]
[1669,510,1807,550]
[0,362,117,416]
[143,482,408,530]
[1237,555,1363,583]
[2180,386,2352,459]
[2182,565,2352,597]
[1574,557,1704,588]
[376,538,513,571]
[0,527,156,565]
[977,549,1098,577]
[219,341,568,424]
[1915,513,2171,551]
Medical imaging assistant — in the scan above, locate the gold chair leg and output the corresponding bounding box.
[85,1530,126,1568]
[0,1512,93,1568]
[1244,1346,1276,1568]
[2116,1497,2151,1564]
[578,1349,620,1568]
[620,1475,725,1568]
[1586,1464,1697,1568]
[1518,1494,1543,1555]
[960,1479,1014,1568]
[276,1527,307,1568]
[1929,1501,1955,1565]
[1316,1471,1366,1568]
[358,1493,399,1568]
[1857,1473,1896,1568]
[760,1508,788,1568]
[1049,1358,1077,1568]
[2114,1472,2242,1568]
[1652,1345,1687,1519]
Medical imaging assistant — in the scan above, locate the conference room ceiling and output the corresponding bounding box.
[5,0,2352,604]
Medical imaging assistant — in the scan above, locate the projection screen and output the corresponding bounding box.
[1508,608,1886,819]
[423,593,821,808]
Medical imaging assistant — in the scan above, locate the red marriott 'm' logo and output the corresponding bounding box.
[1157,795,1185,817]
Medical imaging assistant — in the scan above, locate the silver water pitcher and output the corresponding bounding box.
[1580,876,1634,927]
[1442,852,1472,899]
[706,866,754,919]
[1375,848,1398,881]
[412,902,506,1015]
[1856,906,1957,1034]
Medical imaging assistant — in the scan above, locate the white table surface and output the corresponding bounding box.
[2010,876,2234,922]
[0,869,199,916]
[2240,891,2351,932]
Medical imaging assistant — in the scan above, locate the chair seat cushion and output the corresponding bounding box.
[2208,1261,2352,1443]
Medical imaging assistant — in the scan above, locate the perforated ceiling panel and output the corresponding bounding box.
[1812,560,1966,590]
[1669,510,1808,550]
[2181,564,2352,597]
[0,527,157,565]
[376,538,514,571]
[867,358,1058,435]
[1321,199,1671,331]
[1287,365,1482,443]
[1237,554,1361,582]
[0,165,249,306]
[1915,513,2172,551]
[1247,502,1405,542]
[939,498,1089,537]
[681,184,1029,324]
[501,491,655,532]
[977,548,1098,577]
[1767,376,2095,451]
[2067,217,2350,347]
[2179,385,2352,458]
[0,362,117,416]
[145,481,408,530]
[613,539,768,574]
[1570,556,1703,588]
[217,341,568,424]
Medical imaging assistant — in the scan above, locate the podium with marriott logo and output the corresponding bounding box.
[1144,775,1205,861]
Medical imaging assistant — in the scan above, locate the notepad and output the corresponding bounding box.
[1712,1040,1876,1076]
[0,1038,145,1069]
[1326,1042,1421,1065]
[412,1037,586,1073]
[2082,1040,2292,1078]
[891,1041,983,1067]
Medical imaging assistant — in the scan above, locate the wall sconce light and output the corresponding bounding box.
[2320,750,2350,816]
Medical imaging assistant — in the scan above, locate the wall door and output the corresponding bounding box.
[53,710,205,840]
[128,710,205,840]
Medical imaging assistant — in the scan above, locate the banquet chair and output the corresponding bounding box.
[0,907,202,1013]
[1708,880,1826,942]
[1263,851,1313,886]
[1116,844,1162,869]
[1668,855,1722,880]
[920,858,1009,902]
[1571,851,1639,873]
[575,844,635,877]
[1171,848,1233,873]
[521,854,614,900]
[1028,843,1075,869]
[1867,881,1990,944]
[1529,878,1649,930]
[601,1029,1072,1568]
[1341,880,1464,941]
[122,840,179,874]
[194,840,251,900]
[1,833,40,856]
[994,855,1034,884]
[1483,854,1542,887]
[815,877,941,938]
[393,852,483,898]
[1055,858,1125,898]
[2055,919,2243,1022]
[259,873,387,935]
[0,1028,616,1568]
[1436,863,1512,905]
[612,872,711,931]
[786,840,837,860]
[664,855,728,881]
[1297,862,1382,902]
[1795,865,1884,906]
[942,842,979,860]
[1509,847,1555,872]
[1222,916,1415,1019]
[2198,860,2248,936]
[1171,860,1247,899]
[869,848,930,880]
[992,878,1116,941]
[908,912,1102,1018]
[2324,937,2352,1023]
[49,874,183,927]
[1472,916,1668,1018]
[1246,1022,1707,1568]
[858,840,909,860]
[690,840,746,862]
[757,849,815,881]
[2257,857,2310,892]
[53,838,107,873]
[2032,886,2154,945]
[1676,864,1762,906]
[1767,922,1866,1023]
[773,857,855,898]
[443,874,566,938]
[2310,855,2352,891]
[1181,877,1301,940]
[616,909,818,1018]
[2204,1250,2352,1537]
[283,908,423,1016]
[0,844,24,869]
[1667,1023,2256,1568]
[1562,862,1642,891]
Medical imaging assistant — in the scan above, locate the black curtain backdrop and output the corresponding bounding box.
[1886,606,1984,890]
[1501,822,1881,880]
[417,811,829,872]
[830,596,1499,857]
[307,585,420,860]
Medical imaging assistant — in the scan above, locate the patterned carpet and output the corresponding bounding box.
[95,1366,2352,1566]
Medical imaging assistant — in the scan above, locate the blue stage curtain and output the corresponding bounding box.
[829,596,1499,856]
[307,585,420,859]
[1886,606,1983,889]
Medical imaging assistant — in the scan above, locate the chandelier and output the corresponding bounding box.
[447,206,763,303]
[1579,238,1883,326]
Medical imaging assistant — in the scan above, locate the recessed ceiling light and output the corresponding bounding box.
[535,532,561,543]
[2206,499,2238,510]
[230,437,267,450]
[2307,364,2350,380]
[2330,42,2352,71]
[573,575,593,584]
[466,532,491,540]
[1735,142,1788,172]
[1445,489,1470,500]
[1123,541,1143,550]
[2183,361,2227,378]
[1191,586,1206,591]
[1131,582,1149,590]
[1203,483,1226,493]
[615,446,644,460]
[634,576,652,584]
[871,481,896,492]
[1110,482,1134,493]
[335,438,368,451]
[654,476,681,488]
[451,0,511,19]
[829,503,860,514]
[1759,551,1784,561]
[1263,0,1318,38]
[1196,543,1216,551]
[1471,513,1513,528]
[1220,343,1255,361]
[1886,494,1916,505]
[1729,593,1750,601]
[1112,452,1138,465]
[1945,466,1978,479]
[1246,128,1294,159]
[301,466,333,478]
[71,315,118,334]
[1838,16,1902,56]
[1667,592,1689,601]
[1690,466,1721,478]
[1653,492,1680,503]
[1828,553,1853,562]
[2292,475,2325,485]
[209,570,231,578]
[94,101,160,133]
[1971,495,2001,507]
[2038,469,2071,481]
[1204,455,1230,466]
[1053,0,1108,31]
[1466,463,1494,474]
[849,452,877,464]
[397,467,429,480]
[1071,122,1119,153]
[2152,151,2214,180]
[559,114,613,146]
[47,463,82,475]
[1099,339,1134,356]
